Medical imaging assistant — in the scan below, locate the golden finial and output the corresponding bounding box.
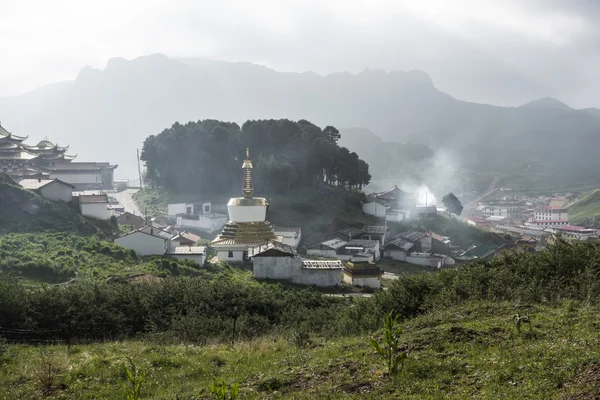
[246,148,250,159]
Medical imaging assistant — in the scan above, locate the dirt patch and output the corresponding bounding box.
[339,381,373,394]
[561,362,600,400]
[444,326,481,343]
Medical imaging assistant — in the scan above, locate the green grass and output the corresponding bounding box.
[568,188,600,224]
[379,259,435,275]
[2,300,600,399]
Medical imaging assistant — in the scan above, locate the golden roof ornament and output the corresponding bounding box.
[242,148,254,198]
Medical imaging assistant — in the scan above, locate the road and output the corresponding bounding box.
[112,188,141,216]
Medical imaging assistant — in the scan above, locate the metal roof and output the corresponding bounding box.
[79,194,108,204]
[398,231,426,242]
[249,240,297,257]
[363,225,388,234]
[165,246,206,255]
[311,238,347,250]
[345,239,379,248]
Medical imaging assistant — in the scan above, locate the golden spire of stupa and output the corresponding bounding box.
[242,148,253,198]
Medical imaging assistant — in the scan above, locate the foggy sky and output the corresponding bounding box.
[2,0,600,107]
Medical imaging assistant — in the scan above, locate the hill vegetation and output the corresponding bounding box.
[3,240,600,398]
[0,172,104,235]
[568,188,600,226]
[141,119,370,194]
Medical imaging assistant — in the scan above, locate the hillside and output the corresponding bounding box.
[568,188,600,225]
[0,172,99,234]
[1,54,600,189]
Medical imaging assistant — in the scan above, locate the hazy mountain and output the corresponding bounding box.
[0,54,599,187]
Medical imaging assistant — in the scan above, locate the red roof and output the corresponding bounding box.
[556,225,596,232]
[531,220,568,223]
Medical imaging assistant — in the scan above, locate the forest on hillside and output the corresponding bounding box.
[141,119,371,195]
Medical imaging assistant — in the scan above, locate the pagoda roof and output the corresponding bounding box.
[0,151,39,160]
[249,240,297,257]
[0,122,28,142]
[212,221,277,247]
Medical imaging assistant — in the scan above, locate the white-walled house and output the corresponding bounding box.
[272,226,302,248]
[78,194,111,220]
[307,239,347,258]
[342,261,382,289]
[164,246,206,265]
[19,178,74,202]
[383,238,415,261]
[251,241,343,287]
[115,226,172,256]
[170,201,228,233]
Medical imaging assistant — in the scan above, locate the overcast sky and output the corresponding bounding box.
[1,0,600,107]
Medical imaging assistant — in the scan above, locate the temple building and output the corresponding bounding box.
[0,122,117,189]
[211,149,281,262]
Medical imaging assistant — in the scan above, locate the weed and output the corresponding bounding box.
[513,314,532,333]
[210,378,239,399]
[123,358,147,400]
[34,348,68,396]
[370,311,408,375]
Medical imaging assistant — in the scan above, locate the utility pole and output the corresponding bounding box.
[136,148,143,189]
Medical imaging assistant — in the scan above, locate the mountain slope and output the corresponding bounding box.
[1,54,599,187]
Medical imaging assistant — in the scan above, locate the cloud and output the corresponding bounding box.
[1,0,600,107]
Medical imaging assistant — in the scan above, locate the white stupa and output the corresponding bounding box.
[211,149,280,262]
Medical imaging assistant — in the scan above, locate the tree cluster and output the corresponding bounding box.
[141,119,371,194]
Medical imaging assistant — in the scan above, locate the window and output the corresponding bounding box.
[186,206,192,214]
[204,205,210,213]
[228,251,234,258]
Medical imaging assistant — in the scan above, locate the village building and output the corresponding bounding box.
[549,197,569,208]
[0,122,117,189]
[492,225,551,244]
[211,150,282,263]
[250,241,342,287]
[116,212,146,230]
[396,231,432,251]
[342,261,382,289]
[164,246,206,264]
[307,238,347,258]
[169,201,228,233]
[382,237,415,261]
[272,226,302,248]
[18,178,74,202]
[115,226,173,256]
[170,230,201,246]
[553,225,598,241]
[338,239,381,262]
[467,216,492,231]
[362,186,415,221]
[426,231,452,254]
[328,225,388,246]
[525,206,569,228]
[78,194,111,220]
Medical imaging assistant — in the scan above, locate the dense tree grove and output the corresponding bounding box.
[141,119,371,194]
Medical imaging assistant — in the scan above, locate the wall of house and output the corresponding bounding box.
[115,232,166,256]
[50,171,101,186]
[117,214,145,229]
[385,213,403,222]
[362,202,386,217]
[431,240,451,255]
[306,249,337,258]
[405,254,442,268]
[383,250,407,261]
[81,203,110,220]
[342,274,381,288]
[167,253,204,265]
[176,214,228,233]
[253,256,301,280]
[274,230,302,248]
[39,183,72,202]
[299,269,341,287]
[168,203,188,218]
[216,249,245,263]
[419,236,433,252]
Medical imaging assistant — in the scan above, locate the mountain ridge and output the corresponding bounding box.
[0,53,599,188]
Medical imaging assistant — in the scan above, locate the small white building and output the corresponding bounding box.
[525,206,569,228]
[342,261,382,289]
[553,225,598,241]
[164,246,206,265]
[79,194,111,220]
[272,226,302,248]
[383,238,415,261]
[396,231,432,252]
[250,241,343,287]
[19,178,74,202]
[115,226,173,256]
[307,239,347,258]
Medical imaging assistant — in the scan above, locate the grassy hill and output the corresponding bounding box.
[0,172,102,234]
[2,301,600,398]
[568,188,600,225]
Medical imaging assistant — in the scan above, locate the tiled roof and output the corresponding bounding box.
[427,232,450,242]
[398,231,426,242]
[212,221,276,246]
[363,225,388,234]
[555,225,596,232]
[165,246,206,255]
[173,230,201,243]
[79,194,108,204]
[345,239,379,248]
[310,238,347,250]
[249,240,297,257]
[468,216,488,223]
[19,178,74,190]
[384,238,414,251]
[301,260,344,270]
[272,226,301,234]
